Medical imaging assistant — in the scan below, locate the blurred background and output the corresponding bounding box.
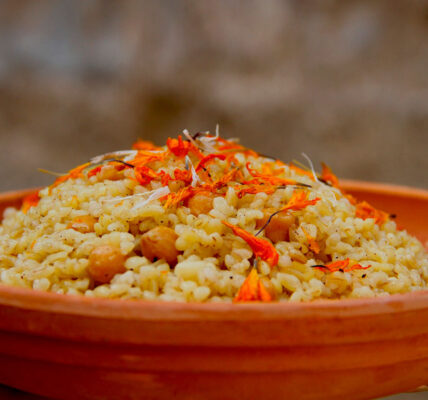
[0,2,427,399]
[0,0,427,192]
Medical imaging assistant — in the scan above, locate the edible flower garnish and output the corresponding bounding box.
[131,151,166,167]
[312,258,370,273]
[51,163,91,188]
[355,201,390,226]
[39,129,394,237]
[173,168,192,185]
[234,268,272,302]
[166,135,203,159]
[320,163,339,187]
[21,192,40,213]
[222,221,279,267]
[281,190,321,213]
[235,185,279,199]
[245,162,298,186]
[134,165,160,186]
[132,139,161,151]
[256,190,320,235]
[213,168,243,189]
[289,162,316,180]
[301,227,320,254]
[166,135,191,157]
[87,165,103,178]
[163,187,195,209]
[196,154,226,171]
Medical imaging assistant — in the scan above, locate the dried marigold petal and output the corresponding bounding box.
[234,268,273,302]
[130,150,167,167]
[167,135,191,157]
[163,187,195,208]
[211,168,243,191]
[288,163,316,180]
[87,165,103,178]
[321,163,339,187]
[301,227,320,254]
[134,166,159,186]
[245,162,297,186]
[235,185,277,199]
[196,154,226,171]
[261,162,283,176]
[313,258,371,273]
[173,168,193,185]
[243,176,298,186]
[21,192,40,213]
[167,135,204,159]
[51,163,91,188]
[132,139,161,151]
[344,262,371,272]
[345,193,358,205]
[355,200,390,226]
[356,201,390,225]
[224,153,239,168]
[308,238,320,254]
[279,191,320,213]
[258,279,274,302]
[222,221,279,267]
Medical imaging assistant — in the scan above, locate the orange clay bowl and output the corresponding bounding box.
[0,181,427,400]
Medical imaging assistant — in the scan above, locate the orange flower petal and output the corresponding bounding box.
[222,221,279,267]
[234,269,273,302]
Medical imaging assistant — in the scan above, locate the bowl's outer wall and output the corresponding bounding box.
[0,182,427,400]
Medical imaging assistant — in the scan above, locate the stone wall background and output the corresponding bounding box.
[0,0,427,192]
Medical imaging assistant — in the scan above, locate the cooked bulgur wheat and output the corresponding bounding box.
[0,132,427,302]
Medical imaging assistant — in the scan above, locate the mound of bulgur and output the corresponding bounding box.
[0,131,427,302]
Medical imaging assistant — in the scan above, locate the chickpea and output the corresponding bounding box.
[88,245,126,284]
[256,210,296,243]
[140,226,180,266]
[187,191,214,216]
[67,215,97,234]
[260,277,277,300]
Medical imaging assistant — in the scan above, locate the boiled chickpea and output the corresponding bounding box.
[256,210,296,243]
[88,245,126,284]
[140,226,180,266]
[187,191,214,216]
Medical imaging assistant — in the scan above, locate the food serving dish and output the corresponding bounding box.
[0,180,427,400]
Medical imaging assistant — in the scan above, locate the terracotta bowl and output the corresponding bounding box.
[0,181,427,400]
